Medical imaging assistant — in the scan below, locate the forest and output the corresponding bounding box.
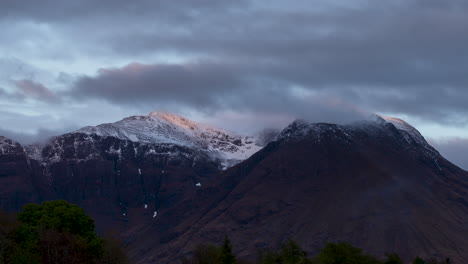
[0,201,452,264]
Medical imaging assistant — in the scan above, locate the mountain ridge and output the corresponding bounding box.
[1,113,468,263]
[130,115,467,263]
[24,112,261,169]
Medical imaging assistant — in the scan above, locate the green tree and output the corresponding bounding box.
[97,232,130,264]
[17,200,103,262]
[257,249,278,264]
[258,240,312,264]
[384,253,403,264]
[413,257,425,264]
[3,200,104,264]
[315,242,381,264]
[1,201,128,264]
[190,243,221,264]
[0,210,20,264]
[279,241,312,264]
[220,236,236,264]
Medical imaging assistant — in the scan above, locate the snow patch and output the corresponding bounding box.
[128,134,139,142]
[74,112,262,168]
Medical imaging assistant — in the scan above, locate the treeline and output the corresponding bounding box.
[0,200,128,264]
[0,201,455,264]
[183,237,452,264]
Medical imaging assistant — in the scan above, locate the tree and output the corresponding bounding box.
[16,200,103,263]
[384,253,403,264]
[413,257,425,264]
[190,243,221,264]
[315,242,381,264]
[97,232,130,264]
[220,236,236,264]
[279,240,312,264]
[258,240,313,264]
[0,200,112,264]
[0,210,18,264]
[426,258,451,264]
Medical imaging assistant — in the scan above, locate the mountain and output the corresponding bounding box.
[0,113,261,232]
[123,116,468,263]
[1,114,467,263]
[72,112,261,169]
[0,136,45,210]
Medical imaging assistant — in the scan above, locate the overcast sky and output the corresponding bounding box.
[0,0,467,169]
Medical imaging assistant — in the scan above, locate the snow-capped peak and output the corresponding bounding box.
[0,136,15,146]
[376,115,428,146]
[0,136,24,155]
[75,112,262,168]
[149,112,198,130]
[278,115,434,150]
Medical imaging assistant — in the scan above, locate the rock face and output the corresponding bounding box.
[0,112,259,230]
[127,117,468,263]
[0,113,260,232]
[74,112,262,169]
[0,136,44,211]
[38,133,221,232]
[1,114,468,263]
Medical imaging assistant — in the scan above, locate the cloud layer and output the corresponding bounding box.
[0,0,467,167]
[431,138,468,171]
[60,0,468,125]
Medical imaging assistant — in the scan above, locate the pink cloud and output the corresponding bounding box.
[14,79,59,102]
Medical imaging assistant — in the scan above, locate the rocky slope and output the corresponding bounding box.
[72,112,261,169]
[127,116,468,263]
[1,114,467,263]
[0,136,44,211]
[0,113,261,232]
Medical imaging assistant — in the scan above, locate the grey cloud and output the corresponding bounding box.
[0,57,42,82]
[0,128,53,145]
[1,0,468,141]
[14,79,60,103]
[430,138,468,171]
[71,61,367,125]
[0,110,79,144]
[72,62,246,108]
[0,127,72,145]
[56,0,468,126]
[0,0,246,23]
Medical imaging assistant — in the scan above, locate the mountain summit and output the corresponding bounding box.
[1,114,467,263]
[129,116,468,263]
[74,112,261,168]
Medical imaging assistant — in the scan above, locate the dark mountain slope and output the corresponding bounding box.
[131,118,468,263]
[0,112,257,233]
[1,115,467,263]
[0,136,45,211]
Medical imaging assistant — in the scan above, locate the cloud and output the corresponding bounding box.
[14,79,60,103]
[71,61,368,126]
[430,138,468,171]
[0,110,80,144]
[0,57,45,83]
[0,127,66,145]
[0,0,246,25]
[0,0,467,143]
[41,0,464,127]
[72,62,245,108]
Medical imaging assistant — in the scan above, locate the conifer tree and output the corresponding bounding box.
[220,235,236,264]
